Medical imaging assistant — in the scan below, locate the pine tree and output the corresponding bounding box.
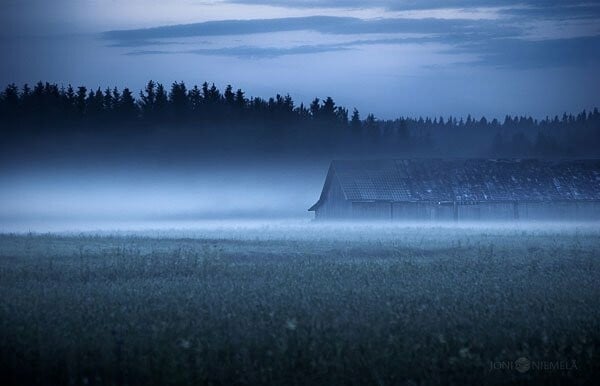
[234,89,246,111]
[350,108,361,137]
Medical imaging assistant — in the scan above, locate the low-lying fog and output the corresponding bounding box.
[0,159,328,233]
[2,158,600,234]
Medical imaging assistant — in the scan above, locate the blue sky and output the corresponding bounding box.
[1,0,599,118]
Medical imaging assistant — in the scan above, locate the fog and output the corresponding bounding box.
[2,155,599,233]
[0,158,329,233]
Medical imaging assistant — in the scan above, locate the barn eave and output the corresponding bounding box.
[308,201,321,211]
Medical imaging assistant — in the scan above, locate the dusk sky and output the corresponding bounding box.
[1,0,599,118]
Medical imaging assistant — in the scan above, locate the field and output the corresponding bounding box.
[1,223,599,385]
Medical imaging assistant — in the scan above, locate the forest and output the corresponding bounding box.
[1,81,599,158]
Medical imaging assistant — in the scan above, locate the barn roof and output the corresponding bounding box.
[309,159,600,210]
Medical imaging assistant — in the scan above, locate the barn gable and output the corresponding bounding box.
[308,164,352,218]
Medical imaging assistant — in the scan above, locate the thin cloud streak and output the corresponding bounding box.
[125,44,349,58]
[103,16,520,42]
[124,37,427,58]
[223,0,600,12]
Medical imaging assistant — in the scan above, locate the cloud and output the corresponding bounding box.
[122,33,600,70]
[103,15,519,42]
[125,50,173,56]
[107,39,190,48]
[120,31,600,69]
[103,13,600,68]
[126,44,350,58]
[222,0,600,12]
[499,3,600,20]
[456,35,600,68]
[124,37,428,58]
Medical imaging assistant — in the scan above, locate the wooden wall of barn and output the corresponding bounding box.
[352,202,392,219]
[453,201,600,221]
[392,202,453,220]
[316,199,600,221]
[517,201,600,220]
[457,202,516,221]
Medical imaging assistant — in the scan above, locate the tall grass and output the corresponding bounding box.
[0,225,599,385]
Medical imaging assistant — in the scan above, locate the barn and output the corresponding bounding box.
[308,159,600,221]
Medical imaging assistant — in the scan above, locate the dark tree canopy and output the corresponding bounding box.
[1,80,599,158]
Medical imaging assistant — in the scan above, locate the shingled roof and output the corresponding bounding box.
[310,159,600,210]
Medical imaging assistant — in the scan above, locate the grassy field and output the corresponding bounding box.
[0,223,599,385]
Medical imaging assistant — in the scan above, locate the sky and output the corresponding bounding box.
[1,0,599,119]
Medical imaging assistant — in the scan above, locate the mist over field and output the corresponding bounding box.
[0,157,329,232]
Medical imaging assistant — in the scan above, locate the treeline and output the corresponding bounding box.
[1,80,599,158]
